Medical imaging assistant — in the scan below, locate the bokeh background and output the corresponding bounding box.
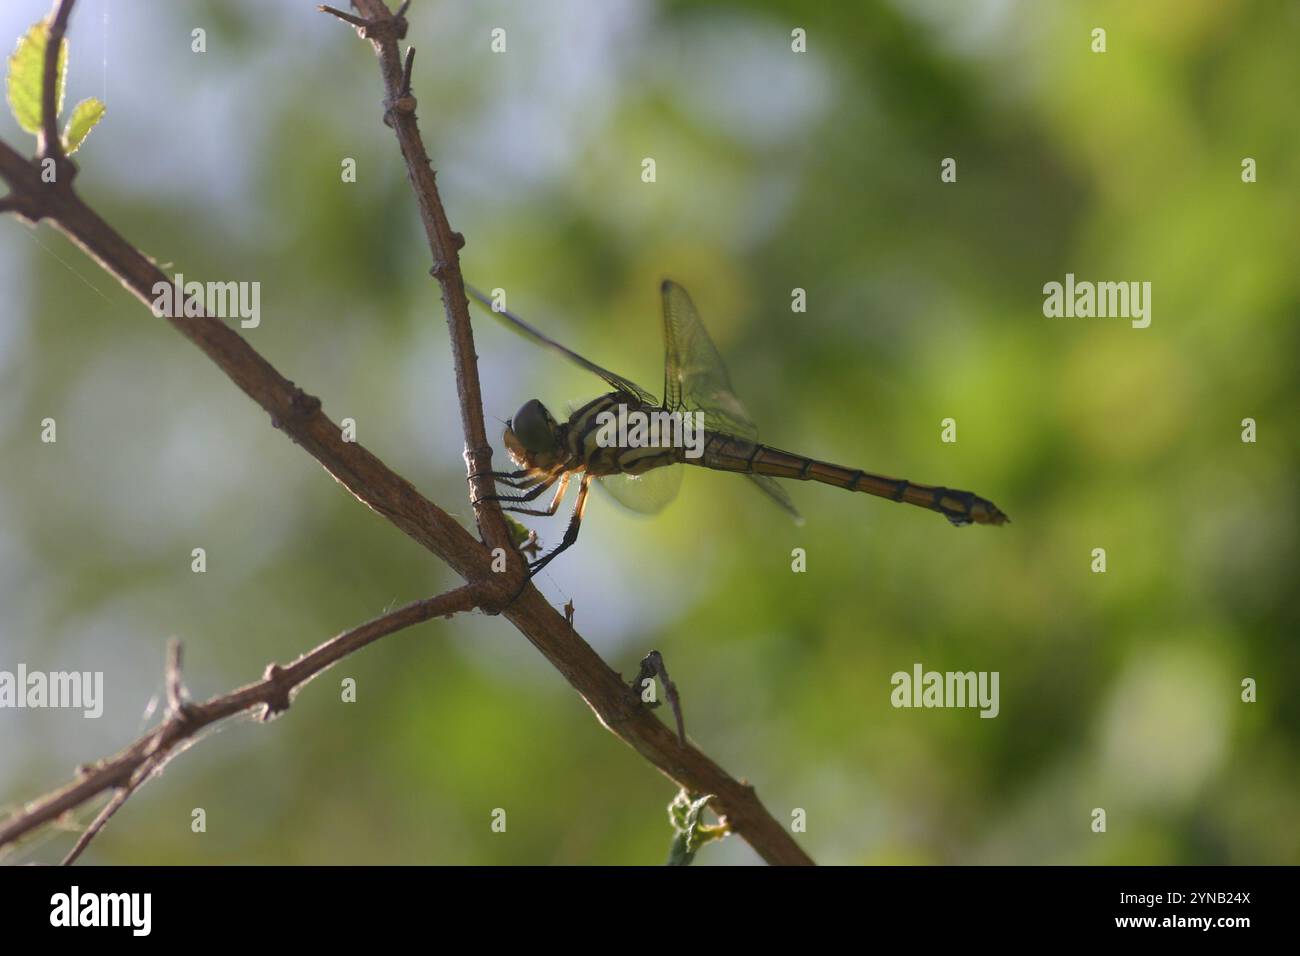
[1,0,1297,865]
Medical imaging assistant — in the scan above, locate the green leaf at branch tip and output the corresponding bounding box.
[666,832,695,866]
[62,97,105,155]
[6,19,68,136]
[666,789,729,865]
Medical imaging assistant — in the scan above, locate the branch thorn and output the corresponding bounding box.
[165,638,196,723]
[401,46,416,96]
[318,5,370,30]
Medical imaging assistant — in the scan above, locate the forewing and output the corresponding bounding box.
[660,283,804,523]
[468,284,658,406]
[597,465,684,515]
[660,280,759,440]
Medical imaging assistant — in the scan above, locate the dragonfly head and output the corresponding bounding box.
[504,399,563,466]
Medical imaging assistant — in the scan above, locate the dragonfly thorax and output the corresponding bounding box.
[504,398,565,469]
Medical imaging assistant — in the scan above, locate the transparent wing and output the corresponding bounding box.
[661,281,803,524]
[597,465,684,515]
[746,474,804,524]
[660,280,758,440]
[467,284,659,406]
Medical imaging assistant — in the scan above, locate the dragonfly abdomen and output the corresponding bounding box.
[698,432,1008,527]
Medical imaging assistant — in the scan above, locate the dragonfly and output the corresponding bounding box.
[470,281,1007,580]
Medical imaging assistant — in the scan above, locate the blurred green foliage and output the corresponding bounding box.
[0,0,1296,865]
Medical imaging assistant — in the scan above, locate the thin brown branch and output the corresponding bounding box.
[0,0,815,865]
[0,143,36,223]
[317,5,369,31]
[60,755,157,866]
[0,138,32,190]
[164,638,188,715]
[58,638,195,863]
[0,588,481,856]
[0,139,499,594]
[345,0,514,559]
[330,1,812,864]
[40,0,77,173]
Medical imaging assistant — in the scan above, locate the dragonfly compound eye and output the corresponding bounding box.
[512,399,559,453]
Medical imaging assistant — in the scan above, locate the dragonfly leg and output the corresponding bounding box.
[481,474,558,505]
[468,468,536,488]
[526,474,591,579]
[495,470,540,488]
[501,473,571,518]
[472,468,533,480]
[493,474,545,490]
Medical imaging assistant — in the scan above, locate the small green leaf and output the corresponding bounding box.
[62,97,104,154]
[6,19,68,136]
[665,789,729,865]
[504,514,532,550]
[666,832,695,866]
